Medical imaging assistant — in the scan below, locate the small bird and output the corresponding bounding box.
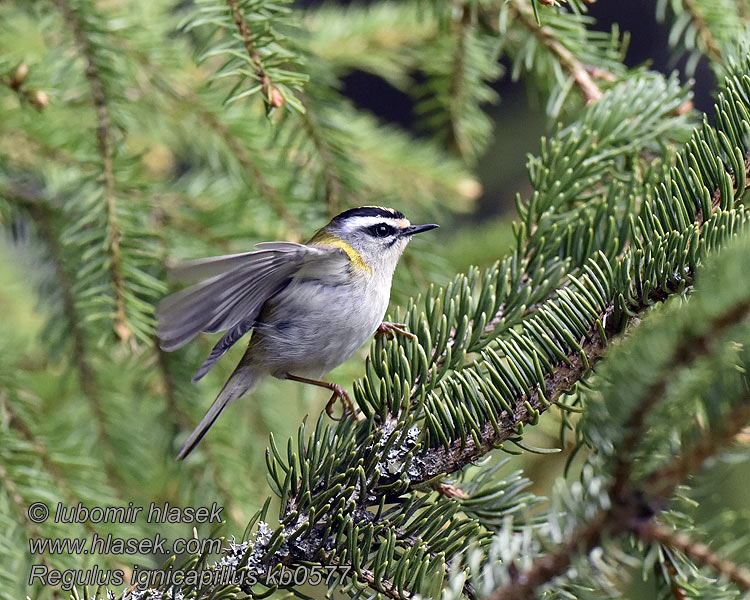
[156,206,438,459]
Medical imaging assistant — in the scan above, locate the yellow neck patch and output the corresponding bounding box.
[310,231,372,273]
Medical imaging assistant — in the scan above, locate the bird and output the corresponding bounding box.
[156,206,438,459]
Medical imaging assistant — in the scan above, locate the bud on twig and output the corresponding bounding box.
[11,63,28,89]
[32,90,49,110]
[269,86,284,109]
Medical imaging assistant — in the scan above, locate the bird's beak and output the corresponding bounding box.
[403,223,439,236]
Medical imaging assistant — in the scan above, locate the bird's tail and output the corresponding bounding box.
[177,366,258,460]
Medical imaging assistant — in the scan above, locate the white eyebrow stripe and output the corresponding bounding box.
[340,216,409,230]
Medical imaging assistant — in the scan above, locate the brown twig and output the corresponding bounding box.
[448,0,474,160]
[508,0,605,104]
[637,521,750,592]
[681,0,722,61]
[52,0,130,343]
[2,184,125,495]
[489,391,750,600]
[0,63,48,110]
[357,566,412,600]
[226,0,282,108]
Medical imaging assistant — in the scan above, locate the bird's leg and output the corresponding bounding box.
[376,321,416,340]
[286,373,357,421]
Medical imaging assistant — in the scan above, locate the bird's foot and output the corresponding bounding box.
[376,321,416,341]
[286,373,360,421]
[325,384,357,421]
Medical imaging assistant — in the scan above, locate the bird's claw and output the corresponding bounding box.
[325,384,358,421]
[376,321,416,340]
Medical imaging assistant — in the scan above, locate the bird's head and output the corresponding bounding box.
[311,206,438,275]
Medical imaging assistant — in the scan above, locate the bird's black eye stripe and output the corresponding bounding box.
[367,223,395,238]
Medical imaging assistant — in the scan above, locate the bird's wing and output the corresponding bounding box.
[167,250,264,282]
[156,242,348,353]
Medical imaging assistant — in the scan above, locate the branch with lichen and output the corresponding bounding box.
[488,389,750,600]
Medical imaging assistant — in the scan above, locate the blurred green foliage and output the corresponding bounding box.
[2,1,750,599]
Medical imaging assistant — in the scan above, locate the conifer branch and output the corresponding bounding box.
[636,521,750,592]
[381,138,750,492]
[611,297,750,499]
[661,560,690,600]
[355,567,412,600]
[507,0,604,103]
[0,460,61,590]
[488,389,750,600]
[0,63,48,110]
[448,1,473,160]
[0,126,79,167]
[155,346,241,524]
[641,398,750,500]
[486,285,750,600]
[226,0,282,108]
[680,0,723,60]
[196,108,299,234]
[1,395,102,538]
[0,436,42,542]
[299,93,343,216]
[125,45,300,236]
[51,0,129,343]
[1,184,124,495]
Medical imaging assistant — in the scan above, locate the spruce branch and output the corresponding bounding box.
[636,521,750,592]
[0,444,43,542]
[0,125,79,168]
[226,0,283,109]
[0,183,124,495]
[299,92,344,216]
[155,346,242,525]
[448,0,475,160]
[184,0,306,109]
[205,65,750,600]
[484,234,750,600]
[507,0,604,104]
[51,0,130,343]
[641,398,750,501]
[0,461,60,589]
[125,44,300,236]
[488,391,750,600]
[610,296,750,500]
[0,63,48,110]
[1,393,135,575]
[681,0,723,60]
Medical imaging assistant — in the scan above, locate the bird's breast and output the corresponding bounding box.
[249,273,391,377]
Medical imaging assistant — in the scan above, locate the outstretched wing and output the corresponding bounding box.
[156,243,348,377]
